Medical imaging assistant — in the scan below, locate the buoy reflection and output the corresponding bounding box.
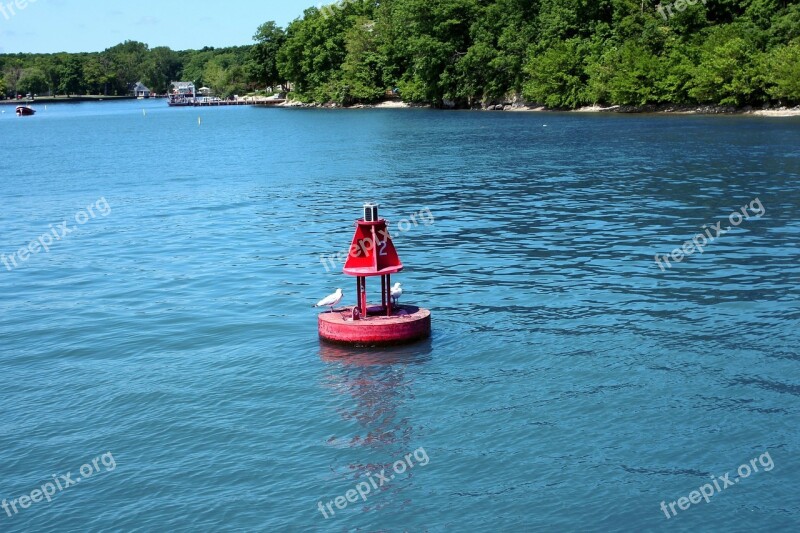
[319,340,431,451]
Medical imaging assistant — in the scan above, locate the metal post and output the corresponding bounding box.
[386,273,392,316]
[356,277,361,314]
[360,277,367,317]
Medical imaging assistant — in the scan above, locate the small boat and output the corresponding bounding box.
[16,106,35,116]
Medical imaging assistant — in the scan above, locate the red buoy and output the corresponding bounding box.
[318,203,431,346]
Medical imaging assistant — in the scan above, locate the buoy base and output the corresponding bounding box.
[318,305,431,346]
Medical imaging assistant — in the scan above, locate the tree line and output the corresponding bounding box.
[2,0,799,107]
[0,41,255,99]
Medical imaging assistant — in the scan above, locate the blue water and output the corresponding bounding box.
[1,100,799,532]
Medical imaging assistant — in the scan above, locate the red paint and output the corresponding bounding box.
[318,204,431,345]
[318,306,431,346]
[342,218,403,276]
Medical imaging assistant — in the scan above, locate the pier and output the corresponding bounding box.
[168,81,285,107]
[188,99,286,107]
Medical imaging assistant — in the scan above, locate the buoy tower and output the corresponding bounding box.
[317,203,431,345]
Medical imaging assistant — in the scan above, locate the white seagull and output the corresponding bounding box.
[314,288,343,313]
[390,282,403,305]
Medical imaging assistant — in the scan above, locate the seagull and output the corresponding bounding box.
[314,288,343,313]
[390,282,402,306]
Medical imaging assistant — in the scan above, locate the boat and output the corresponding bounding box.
[16,106,35,116]
[168,81,197,107]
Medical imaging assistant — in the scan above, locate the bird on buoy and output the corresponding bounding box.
[390,282,403,305]
[314,288,343,313]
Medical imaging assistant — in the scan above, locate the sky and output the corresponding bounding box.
[0,0,322,54]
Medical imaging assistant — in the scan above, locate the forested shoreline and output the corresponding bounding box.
[2,0,799,109]
[0,42,255,100]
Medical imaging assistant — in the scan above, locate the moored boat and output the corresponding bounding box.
[16,106,35,116]
[168,81,197,106]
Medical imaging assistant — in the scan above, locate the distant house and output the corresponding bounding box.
[133,82,151,99]
[171,81,196,97]
[168,81,197,106]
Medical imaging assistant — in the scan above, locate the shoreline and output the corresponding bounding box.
[0,96,138,106]
[4,96,798,116]
[279,99,800,117]
[571,103,800,117]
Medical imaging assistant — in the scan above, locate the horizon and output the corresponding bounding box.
[0,0,320,54]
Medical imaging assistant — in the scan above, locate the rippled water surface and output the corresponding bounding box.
[1,101,799,532]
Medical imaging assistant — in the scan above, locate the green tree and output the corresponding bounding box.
[3,0,800,109]
[198,50,250,97]
[652,44,697,105]
[687,24,763,105]
[18,67,47,95]
[385,0,479,105]
[249,21,286,91]
[458,0,538,104]
[536,0,581,45]
[277,5,356,102]
[3,60,23,97]
[38,56,63,96]
[202,58,227,95]
[761,39,800,103]
[589,41,663,105]
[83,55,114,95]
[768,2,800,45]
[179,48,215,87]
[58,56,84,95]
[105,41,150,94]
[522,38,588,108]
[145,47,180,94]
[340,17,386,103]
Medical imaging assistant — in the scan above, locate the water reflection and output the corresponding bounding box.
[319,340,432,367]
[319,340,432,452]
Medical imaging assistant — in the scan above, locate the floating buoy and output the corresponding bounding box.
[143,108,146,117]
[198,116,202,126]
[317,203,431,346]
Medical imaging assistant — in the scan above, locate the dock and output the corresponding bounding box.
[168,98,286,107]
[168,82,286,107]
[251,100,287,107]
[193,99,286,107]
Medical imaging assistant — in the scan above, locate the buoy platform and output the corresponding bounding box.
[316,202,431,346]
[318,305,431,346]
